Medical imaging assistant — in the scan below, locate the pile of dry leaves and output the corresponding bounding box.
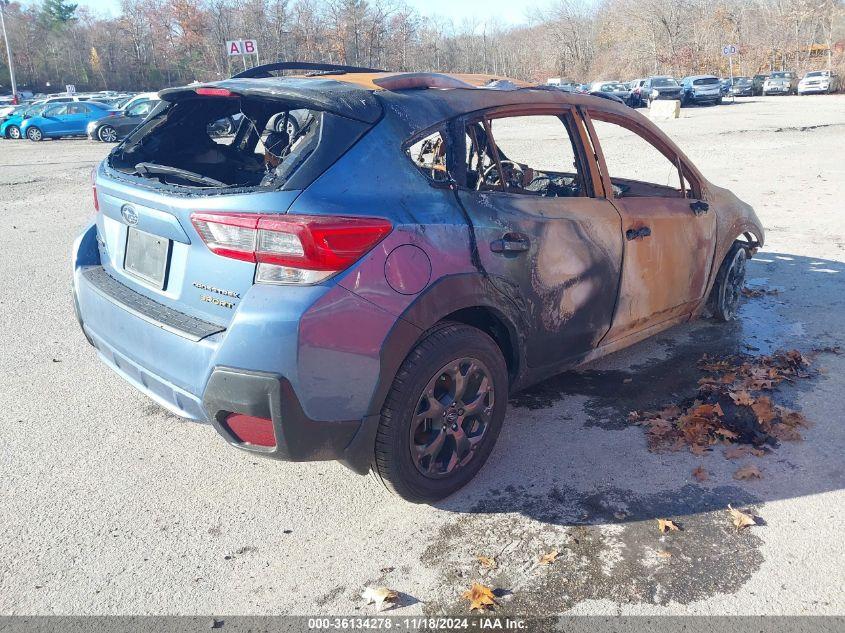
[628,349,816,454]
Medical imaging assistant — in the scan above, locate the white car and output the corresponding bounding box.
[798,70,840,95]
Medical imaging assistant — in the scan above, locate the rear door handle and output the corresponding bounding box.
[626,226,652,241]
[690,200,709,215]
[490,233,530,253]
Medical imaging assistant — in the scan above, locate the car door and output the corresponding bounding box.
[454,106,624,370]
[582,108,716,343]
[39,104,68,134]
[117,100,155,135]
[64,103,91,134]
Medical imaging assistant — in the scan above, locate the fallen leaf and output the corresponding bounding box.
[689,443,709,456]
[727,505,757,530]
[734,464,763,480]
[729,389,756,406]
[715,427,739,439]
[538,550,560,565]
[362,587,398,611]
[751,397,776,426]
[461,582,497,612]
[692,466,709,482]
[656,550,673,558]
[657,519,680,533]
[476,556,497,569]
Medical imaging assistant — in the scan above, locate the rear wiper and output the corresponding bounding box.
[134,162,227,187]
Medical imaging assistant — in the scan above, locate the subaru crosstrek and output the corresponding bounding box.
[72,63,764,502]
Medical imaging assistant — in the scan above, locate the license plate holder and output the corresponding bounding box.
[124,227,171,289]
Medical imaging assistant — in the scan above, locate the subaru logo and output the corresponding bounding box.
[121,204,139,226]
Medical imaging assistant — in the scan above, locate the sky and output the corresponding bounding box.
[70,0,536,26]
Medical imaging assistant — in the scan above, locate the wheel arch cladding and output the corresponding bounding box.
[438,306,519,382]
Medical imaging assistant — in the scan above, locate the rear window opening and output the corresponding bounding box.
[693,78,719,85]
[108,93,371,193]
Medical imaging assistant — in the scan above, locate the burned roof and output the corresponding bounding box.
[159,70,636,131]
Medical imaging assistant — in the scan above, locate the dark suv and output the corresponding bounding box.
[72,64,763,502]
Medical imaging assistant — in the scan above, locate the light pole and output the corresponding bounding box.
[0,0,18,102]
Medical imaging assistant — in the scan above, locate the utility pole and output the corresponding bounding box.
[0,0,18,102]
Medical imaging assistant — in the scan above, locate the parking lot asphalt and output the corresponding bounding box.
[0,95,843,616]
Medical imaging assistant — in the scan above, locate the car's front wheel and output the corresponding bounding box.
[7,125,20,139]
[26,127,43,142]
[710,242,748,322]
[97,125,118,143]
[373,323,508,503]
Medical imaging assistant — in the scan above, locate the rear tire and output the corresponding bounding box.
[8,125,20,139]
[373,323,508,503]
[710,242,748,322]
[26,127,43,142]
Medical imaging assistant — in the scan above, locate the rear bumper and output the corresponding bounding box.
[687,93,720,103]
[203,367,360,462]
[71,222,401,469]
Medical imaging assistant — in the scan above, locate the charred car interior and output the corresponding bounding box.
[108,93,369,192]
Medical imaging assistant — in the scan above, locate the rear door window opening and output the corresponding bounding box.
[107,94,371,194]
[463,110,590,198]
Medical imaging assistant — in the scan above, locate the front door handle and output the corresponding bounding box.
[690,200,709,215]
[490,233,530,254]
[626,226,652,241]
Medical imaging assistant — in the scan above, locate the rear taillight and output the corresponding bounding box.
[225,413,276,447]
[190,212,392,285]
[91,168,99,212]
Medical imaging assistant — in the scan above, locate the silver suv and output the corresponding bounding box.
[763,71,798,95]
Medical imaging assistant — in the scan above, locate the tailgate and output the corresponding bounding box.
[94,172,302,326]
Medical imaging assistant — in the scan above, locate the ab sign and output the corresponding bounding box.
[226,39,258,56]
[722,44,738,56]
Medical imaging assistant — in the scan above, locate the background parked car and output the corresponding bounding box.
[751,74,769,96]
[1,103,47,139]
[798,70,840,95]
[588,80,635,106]
[21,101,118,141]
[680,75,723,105]
[763,71,798,95]
[640,76,682,106]
[729,76,753,97]
[628,78,647,107]
[88,99,159,142]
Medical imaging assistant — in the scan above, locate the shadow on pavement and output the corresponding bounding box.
[437,251,845,522]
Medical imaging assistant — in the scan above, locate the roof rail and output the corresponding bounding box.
[232,61,386,79]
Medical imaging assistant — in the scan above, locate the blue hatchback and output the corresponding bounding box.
[72,63,764,502]
[21,101,117,141]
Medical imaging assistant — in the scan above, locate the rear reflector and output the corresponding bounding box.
[190,213,392,284]
[91,168,99,212]
[225,413,276,447]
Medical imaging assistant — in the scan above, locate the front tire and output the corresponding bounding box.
[8,125,21,139]
[710,242,748,322]
[373,323,508,503]
[98,125,118,143]
[26,127,43,142]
